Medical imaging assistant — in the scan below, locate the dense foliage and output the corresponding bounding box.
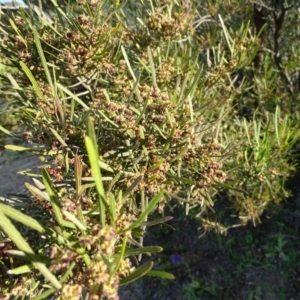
[0,0,299,299]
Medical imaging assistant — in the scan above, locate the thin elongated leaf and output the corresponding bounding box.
[56,83,89,110]
[147,161,167,175]
[98,160,114,172]
[111,236,127,279]
[108,193,116,224]
[81,177,111,182]
[8,18,27,45]
[170,146,189,162]
[167,175,194,185]
[122,246,162,256]
[85,120,113,224]
[121,46,136,81]
[0,125,13,136]
[5,144,45,153]
[51,0,73,26]
[4,249,27,257]
[32,178,46,190]
[25,182,50,201]
[0,203,44,233]
[141,216,173,227]
[49,128,68,147]
[153,124,167,139]
[7,264,32,275]
[219,14,234,55]
[32,26,53,91]
[118,190,164,234]
[42,169,63,226]
[107,172,122,194]
[183,67,202,101]
[147,270,175,279]
[119,261,153,286]
[74,155,82,198]
[122,175,143,201]
[136,56,151,73]
[62,210,86,231]
[19,61,48,103]
[0,211,61,290]
[5,250,50,265]
[147,46,157,86]
[31,261,76,300]
[86,115,96,145]
[76,206,86,228]
[85,136,106,225]
[98,110,119,127]
[31,287,56,300]
[274,106,279,145]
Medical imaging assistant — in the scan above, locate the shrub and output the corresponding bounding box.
[0,0,299,298]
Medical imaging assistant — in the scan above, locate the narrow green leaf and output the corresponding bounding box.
[31,287,56,300]
[60,220,77,229]
[7,264,32,275]
[32,26,53,91]
[19,61,48,103]
[0,211,61,290]
[146,160,165,174]
[147,270,175,280]
[56,83,89,110]
[153,124,167,139]
[167,174,194,185]
[98,160,114,172]
[86,117,98,149]
[49,128,68,147]
[136,56,152,73]
[147,46,157,86]
[111,236,127,279]
[85,119,113,224]
[141,216,173,227]
[5,144,45,152]
[5,250,50,266]
[62,210,86,231]
[76,206,86,228]
[139,125,145,140]
[25,182,50,201]
[42,169,63,226]
[170,146,189,162]
[51,0,73,26]
[85,135,106,226]
[119,261,153,286]
[118,190,164,234]
[183,67,202,101]
[219,14,234,55]
[274,106,279,146]
[122,246,163,256]
[32,262,76,300]
[8,18,27,45]
[122,175,143,201]
[0,203,45,233]
[0,125,13,136]
[121,46,136,81]
[108,193,116,225]
[107,172,122,194]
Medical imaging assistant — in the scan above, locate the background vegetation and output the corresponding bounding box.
[0,0,300,299]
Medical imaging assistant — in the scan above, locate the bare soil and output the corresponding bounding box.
[0,150,40,197]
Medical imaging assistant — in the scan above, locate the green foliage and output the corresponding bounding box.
[0,118,170,299]
[0,0,300,298]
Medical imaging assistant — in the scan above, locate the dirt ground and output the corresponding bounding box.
[0,150,40,197]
